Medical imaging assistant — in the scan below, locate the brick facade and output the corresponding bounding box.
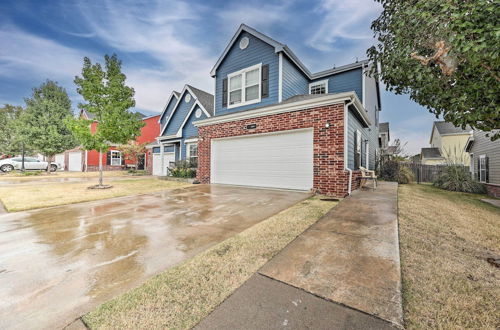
[197,103,361,197]
[485,183,500,198]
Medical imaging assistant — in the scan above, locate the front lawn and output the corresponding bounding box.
[83,196,336,329]
[399,184,499,329]
[0,178,189,211]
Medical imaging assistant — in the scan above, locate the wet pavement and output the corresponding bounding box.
[0,185,309,330]
[0,176,149,186]
[196,182,402,329]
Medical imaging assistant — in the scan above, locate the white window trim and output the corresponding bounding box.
[479,154,486,183]
[365,142,369,169]
[227,63,262,109]
[469,153,474,174]
[110,150,121,166]
[186,142,198,160]
[309,79,329,95]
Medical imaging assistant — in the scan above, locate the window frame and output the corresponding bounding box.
[309,79,329,95]
[479,154,487,183]
[186,143,198,162]
[227,63,262,109]
[110,150,122,166]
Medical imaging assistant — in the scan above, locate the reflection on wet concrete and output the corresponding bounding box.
[0,184,308,330]
[0,176,149,186]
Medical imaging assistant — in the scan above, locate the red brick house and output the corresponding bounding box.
[62,110,160,172]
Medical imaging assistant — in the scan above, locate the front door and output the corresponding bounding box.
[137,154,145,170]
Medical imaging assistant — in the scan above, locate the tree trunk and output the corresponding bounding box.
[99,149,103,186]
[46,155,52,175]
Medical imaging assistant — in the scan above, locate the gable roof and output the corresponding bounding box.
[430,121,472,144]
[159,91,180,122]
[187,85,214,116]
[421,147,443,159]
[160,84,214,136]
[210,24,368,79]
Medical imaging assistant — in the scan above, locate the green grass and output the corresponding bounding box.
[83,196,337,329]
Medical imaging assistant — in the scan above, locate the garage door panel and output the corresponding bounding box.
[211,129,313,191]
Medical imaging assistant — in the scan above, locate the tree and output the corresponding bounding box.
[69,54,144,187]
[0,104,25,157]
[368,0,500,139]
[17,81,77,173]
[117,141,147,171]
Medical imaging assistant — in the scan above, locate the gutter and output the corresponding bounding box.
[194,92,370,128]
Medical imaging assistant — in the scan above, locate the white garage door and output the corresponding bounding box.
[55,154,65,170]
[211,128,313,190]
[68,152,82,172]
[152,153,175,176]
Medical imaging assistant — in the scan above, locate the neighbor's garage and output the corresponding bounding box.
[211,128,313,190]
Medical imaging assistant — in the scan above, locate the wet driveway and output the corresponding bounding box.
[0,185,309,330]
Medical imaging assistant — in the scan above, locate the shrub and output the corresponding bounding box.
[379,159,400,181]
[433,166,485,194]
[397,166,414,184]
[169,159,197,178]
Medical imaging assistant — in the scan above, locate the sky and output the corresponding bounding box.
[0,0,438,155]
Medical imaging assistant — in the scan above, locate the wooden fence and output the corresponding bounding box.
[400,163,470,183]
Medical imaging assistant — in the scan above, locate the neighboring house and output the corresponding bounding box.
[465,130,500,197]
[379,122,390,151]
[187,24,381,197]
[420,121,472,165]
[60,110,160,172]
[151,85,214,176]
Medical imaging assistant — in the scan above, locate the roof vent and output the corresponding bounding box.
[239,37,249,50]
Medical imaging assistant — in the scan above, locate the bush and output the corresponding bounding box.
[397,166,414,184]
[169,159,197,178]
[433,166,485,194]
[378,160,414,184]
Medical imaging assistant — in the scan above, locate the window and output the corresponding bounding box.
[152,147,160,154]
[479,155,487,183]
[469,153,474,174]
[309,80,328,95]
[110,150,121,166]
[187,143,198,163]
[354,130,362,169]
[365,142,370,169]
[228,64,261,108]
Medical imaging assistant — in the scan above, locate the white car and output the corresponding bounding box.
[0,157,60,172]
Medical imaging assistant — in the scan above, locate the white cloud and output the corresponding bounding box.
[308,0,381,52]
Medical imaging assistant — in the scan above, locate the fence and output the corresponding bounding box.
[400,163,470,183]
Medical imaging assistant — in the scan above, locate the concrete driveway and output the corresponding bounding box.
[0,185,308,330]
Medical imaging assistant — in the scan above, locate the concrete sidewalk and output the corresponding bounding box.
[195,182,402,329]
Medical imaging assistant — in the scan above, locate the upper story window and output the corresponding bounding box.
[228,64,261,109]
[309,80,328,95]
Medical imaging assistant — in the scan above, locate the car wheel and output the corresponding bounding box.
[49,164,58,172]
[0,164,14,172]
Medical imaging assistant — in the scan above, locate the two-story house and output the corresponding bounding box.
[420,121,472,165]
[151,84,214,176]
[189,24,381,197]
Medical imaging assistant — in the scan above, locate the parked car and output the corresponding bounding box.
[0,157,60,172]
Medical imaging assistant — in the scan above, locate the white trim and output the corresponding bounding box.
[158,92,179,123]
[362,64,366,107]
[195,92,370,128]
[184,137,199,143]
[185,141,198,160]
[278,53,283,102]
[160,85,213,136]
[110,150,122,166]
[227,63,262,109]
[469,153,474,174]
[479,154,487,183]
[365,141,369,169]
[309,79,329,95]
[176,102,211,137]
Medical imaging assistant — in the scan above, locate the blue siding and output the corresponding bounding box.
[347,108,377,170]
[282,56,308,101]
[182,105,207,138]
[160,96,178,131]
[313,68,363,101]
[163,91,194,136]
[215,31,279,115]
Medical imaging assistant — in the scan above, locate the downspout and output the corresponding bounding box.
[345,98,355,195]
